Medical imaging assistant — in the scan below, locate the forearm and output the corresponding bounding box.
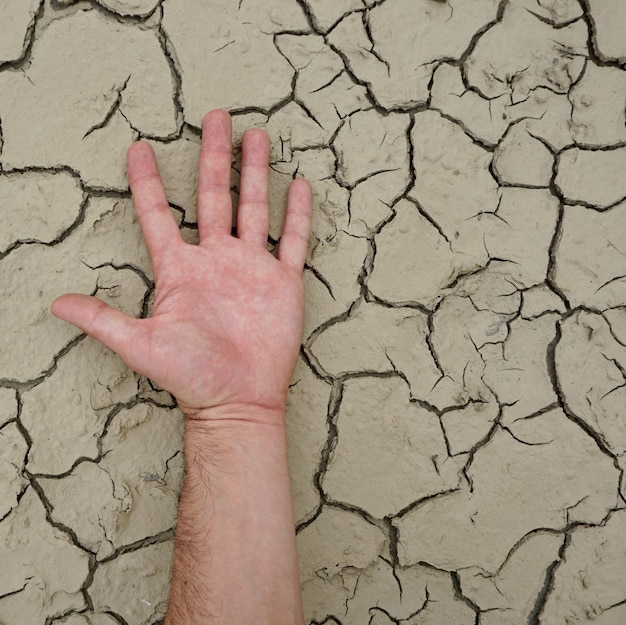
[165,411,304,625]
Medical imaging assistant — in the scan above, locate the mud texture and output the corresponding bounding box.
[1,1,625,624]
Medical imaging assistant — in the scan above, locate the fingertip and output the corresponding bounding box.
[288,178,313,215]
[127,140,152,160]
[243,127,269,144]
[289,177,312,198]
[203,109,230,122]
[202,109,232,134]
[50,295,64,318]
[127,141,159,187]
[241,128,270,169]
[50,293,74,318]
[49,293,89,323]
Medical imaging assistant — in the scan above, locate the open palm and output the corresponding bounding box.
[52,111,312,422]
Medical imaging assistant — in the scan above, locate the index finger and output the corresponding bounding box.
[127,141,183,267]
[278,179,312,272]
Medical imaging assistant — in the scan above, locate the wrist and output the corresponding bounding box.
[181,401,287,427]
[182,405,288,461]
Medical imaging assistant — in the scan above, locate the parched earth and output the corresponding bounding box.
[0,1,625,624]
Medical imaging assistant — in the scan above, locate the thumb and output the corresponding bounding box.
[51,293,144,366]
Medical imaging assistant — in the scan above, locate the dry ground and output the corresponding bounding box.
[1,0,625,624]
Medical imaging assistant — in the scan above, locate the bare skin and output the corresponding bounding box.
[51,110,311,624]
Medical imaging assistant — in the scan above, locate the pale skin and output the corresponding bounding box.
[51,110,311,624]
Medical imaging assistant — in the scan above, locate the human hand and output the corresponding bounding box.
[51,110,312,425]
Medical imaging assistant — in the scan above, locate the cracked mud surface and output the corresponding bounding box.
[1,0,625,623]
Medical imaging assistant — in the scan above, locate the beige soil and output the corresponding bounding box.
[0,0,625,623]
